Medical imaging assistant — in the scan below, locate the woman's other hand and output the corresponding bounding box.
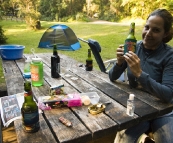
[124,51,142,78]
[116,45,125,66]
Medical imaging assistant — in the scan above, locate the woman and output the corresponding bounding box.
[109,9,173,143]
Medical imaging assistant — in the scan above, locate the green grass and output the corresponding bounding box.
[1,19,173,85]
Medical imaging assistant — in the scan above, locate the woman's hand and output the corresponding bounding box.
[124,51,142,78]
[116,45,125,66]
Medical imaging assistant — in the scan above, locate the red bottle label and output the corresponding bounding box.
[124,39,136,54]
[31,65,39,81]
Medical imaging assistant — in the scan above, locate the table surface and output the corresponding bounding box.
[2,53,173,143]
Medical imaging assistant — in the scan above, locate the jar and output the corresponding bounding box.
[30,58,43,86]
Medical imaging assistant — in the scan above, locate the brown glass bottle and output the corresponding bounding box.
[85,49,93,71]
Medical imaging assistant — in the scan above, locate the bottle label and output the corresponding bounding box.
[126,101,135,116]
[22,109,40,133]
[124,39,137,54]
[24,91,32,97]
[31,65,39,81]
[51,58,60,78]
[86,60,93,71]
[56,63,60,74]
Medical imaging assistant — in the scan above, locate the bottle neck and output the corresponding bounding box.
[53,45,57,55]
[127,23,135,39]
[24,91,34,102]
[88,49,92,58]
[129,28,134,35]
[53,50,57,55]
[24,81,34,102]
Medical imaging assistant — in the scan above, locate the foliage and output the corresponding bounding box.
[75,13,90,22]
[0,25,7,44]
[1,0,173,26]
[16,0,41,29]
[120,0,168,19]
[39,0,86,21]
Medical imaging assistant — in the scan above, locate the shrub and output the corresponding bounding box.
[0,26,7,44]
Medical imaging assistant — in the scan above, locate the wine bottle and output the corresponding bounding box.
[51,45,60,78]
[85,49,93,71]
[21,81,40,133]
[124,22,137,54]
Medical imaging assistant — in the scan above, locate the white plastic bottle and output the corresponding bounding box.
[24,57,31,78]
[126,94,135,116]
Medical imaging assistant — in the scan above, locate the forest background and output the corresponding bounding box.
[1,0,173,29]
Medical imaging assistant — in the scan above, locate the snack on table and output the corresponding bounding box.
[80,92,100,105]
[88,103,106,115]
[49,84,65,96]
[39,93,82,108]
[59,116,72,127]
[81,95,91,105]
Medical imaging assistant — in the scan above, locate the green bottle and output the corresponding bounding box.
[124,22,137,54]
[85,49,93,71]
[30,58,43,86]
[21,81,40,133]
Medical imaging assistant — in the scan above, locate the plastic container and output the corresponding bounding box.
[23,57,31,78]
[80,92,100,105]
[126,94,135,116]
[0,45,25,60]
[30,58,43,86]
[38,93,82,108]
[64,93,82,107]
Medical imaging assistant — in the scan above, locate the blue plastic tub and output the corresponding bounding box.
[0,45,25,60]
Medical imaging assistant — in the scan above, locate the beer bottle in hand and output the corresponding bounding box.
[21,81,40,133]
[51,44,60,78]
[124,22,137,54]
[85,49,93,71]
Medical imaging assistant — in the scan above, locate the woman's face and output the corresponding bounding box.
[142,15,167,50]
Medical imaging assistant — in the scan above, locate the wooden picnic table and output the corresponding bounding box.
[1,53,173,143]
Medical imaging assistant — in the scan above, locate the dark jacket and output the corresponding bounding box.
[109,41,173,103]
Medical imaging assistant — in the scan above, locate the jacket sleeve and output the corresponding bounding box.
[137,58,173,103]
[108,62,127,81]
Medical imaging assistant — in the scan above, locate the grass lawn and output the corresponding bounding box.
[0,19,173,85]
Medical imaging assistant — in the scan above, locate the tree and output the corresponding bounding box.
[121,0,169,19]
[0,26,7,44]
[17,0,41,29]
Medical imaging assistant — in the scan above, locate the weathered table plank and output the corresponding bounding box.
[14,115,57,143]
[90,69,173,116]
[2,60,24,95]
[44,108,92,143]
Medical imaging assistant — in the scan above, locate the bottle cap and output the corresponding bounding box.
[32,58,42,62]
[129,94,135,100]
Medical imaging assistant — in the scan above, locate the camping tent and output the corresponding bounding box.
[38,24,81,51]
